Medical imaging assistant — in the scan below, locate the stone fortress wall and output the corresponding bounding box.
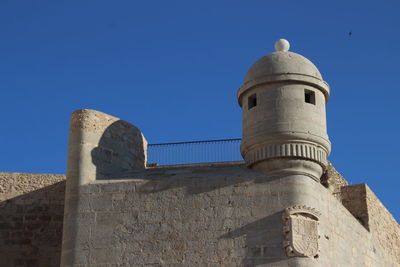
[1,40,399,267]
[60,165,400,267]
[0,144,399,266]
[0,172,65,266]
[0,109,399,267]
[58,109,398,267]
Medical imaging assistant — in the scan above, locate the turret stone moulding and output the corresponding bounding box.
[238,39,331,182]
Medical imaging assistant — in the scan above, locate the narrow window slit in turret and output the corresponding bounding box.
[248,94,257,109]
[305,89,315,105]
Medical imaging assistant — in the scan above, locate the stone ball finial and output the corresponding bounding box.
[274,39,290,52]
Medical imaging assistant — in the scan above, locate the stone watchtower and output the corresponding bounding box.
[0,38,398,267]
[238,39,331,182]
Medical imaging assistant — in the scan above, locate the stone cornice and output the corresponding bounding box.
[243,142,327,167]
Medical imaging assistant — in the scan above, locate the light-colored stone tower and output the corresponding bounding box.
[238,39,331,182]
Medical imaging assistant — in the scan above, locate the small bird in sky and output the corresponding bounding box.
[348,31,352,36]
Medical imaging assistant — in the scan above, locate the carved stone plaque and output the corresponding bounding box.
[283,206,321,257]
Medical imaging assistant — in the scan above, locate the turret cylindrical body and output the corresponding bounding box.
[238,41,331,181]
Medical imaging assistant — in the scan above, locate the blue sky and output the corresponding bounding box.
[1,0,399,220]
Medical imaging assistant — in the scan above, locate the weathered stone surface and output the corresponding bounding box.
[2,39,400,267]
[341,183,400,264]
[238,40,330,179]
[283,205,321,258]
[0,167,398,267]
[320,161,348,199]
[0,172,65,267]
[67,109,147,187]
[58,163,399,266]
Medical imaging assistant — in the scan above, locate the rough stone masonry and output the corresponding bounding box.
[0,39,399,266]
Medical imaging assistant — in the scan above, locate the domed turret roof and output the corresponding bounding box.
[244,51,323,84]
[238,39,330,106]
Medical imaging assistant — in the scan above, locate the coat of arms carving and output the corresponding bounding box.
[283,205,321,258]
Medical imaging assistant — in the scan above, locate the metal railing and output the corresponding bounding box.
[147,138,243,166]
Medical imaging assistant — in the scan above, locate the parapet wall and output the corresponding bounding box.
[60,163,399,266]
[1,166,398,267]
[0,172,66,267]
[67,109,147,185]
[1,107,398,266]
[322,164,399,265]
[341,183,400,264]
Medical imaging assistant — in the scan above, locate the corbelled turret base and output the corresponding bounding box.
[252,159,324,182]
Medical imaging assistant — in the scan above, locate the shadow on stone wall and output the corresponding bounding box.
[0,182,65,267]
[91,120,146,180]
[86,118,291,265]
[138,168,283,195]
[138,172,287,265]
[220,212,285,266]
[139,174,253,195]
